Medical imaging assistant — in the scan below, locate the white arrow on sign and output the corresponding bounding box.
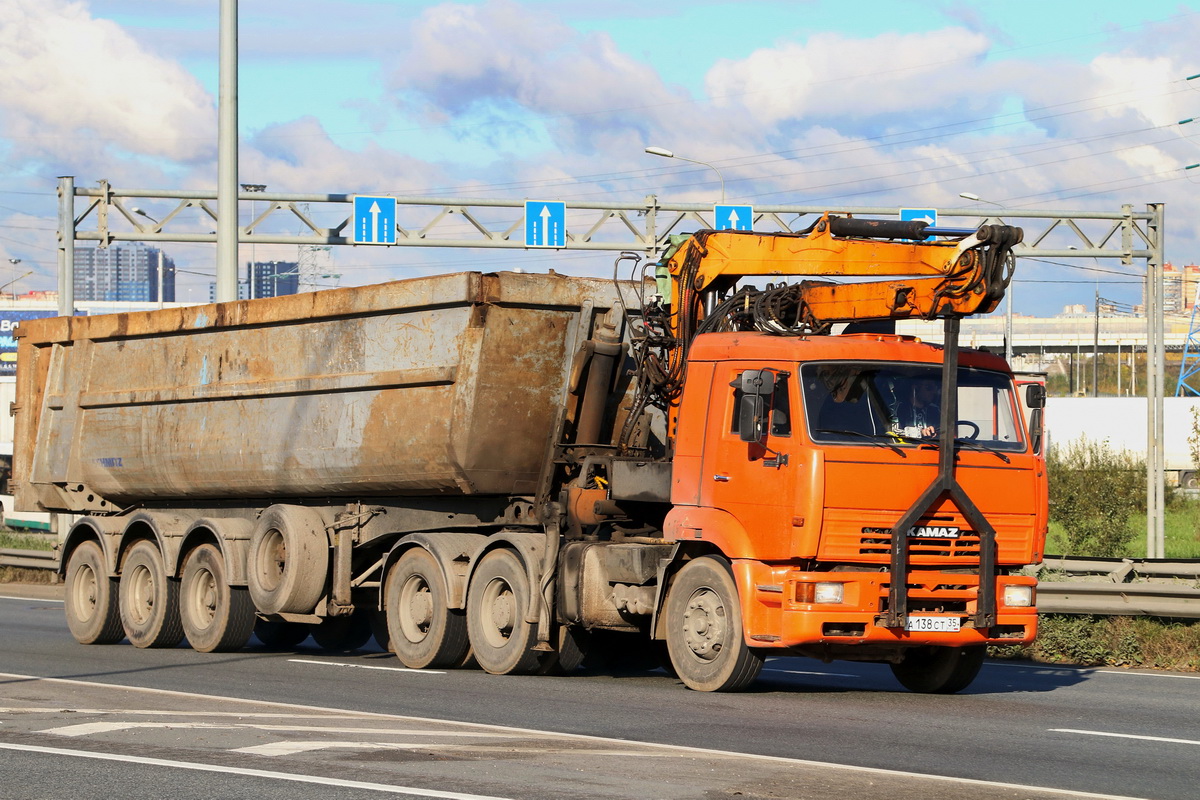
[369,201,382,243]
[540,205,551,245]
[726,209,740,227]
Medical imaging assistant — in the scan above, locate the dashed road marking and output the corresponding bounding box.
[1051,729,1200,746]
[288,658,446,674]
[0,742,513,799]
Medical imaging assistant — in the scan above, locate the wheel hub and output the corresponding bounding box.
[682,588,726,661]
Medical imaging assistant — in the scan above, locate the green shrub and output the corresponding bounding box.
[1047,440,1145,557]
[997,615,1200,671]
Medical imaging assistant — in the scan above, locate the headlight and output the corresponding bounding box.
[813,582,845,604]
[1003,584,1034,607]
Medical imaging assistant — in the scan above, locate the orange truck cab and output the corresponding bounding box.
[665,330,1046,690]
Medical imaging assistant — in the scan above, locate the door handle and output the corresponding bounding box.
[713,475,731,482]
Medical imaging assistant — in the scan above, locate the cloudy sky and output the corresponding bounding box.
[1,0,1197,315]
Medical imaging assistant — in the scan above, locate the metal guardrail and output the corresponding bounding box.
[1035,555,1200,619]
[0,548,59,571]
[3,547,1198,618]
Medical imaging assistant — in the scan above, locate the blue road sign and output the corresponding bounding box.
[714,204,753,231]
[353,195,397,245]
[900,208,937,241]
[525,201,567,248]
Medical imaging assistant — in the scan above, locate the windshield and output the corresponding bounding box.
[802,362,1025,452]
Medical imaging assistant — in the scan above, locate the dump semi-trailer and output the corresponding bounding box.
[13,214,1047,693]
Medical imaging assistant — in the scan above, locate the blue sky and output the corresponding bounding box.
[1,0,1198,314]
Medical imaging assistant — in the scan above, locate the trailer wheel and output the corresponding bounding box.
[253,618,311,649]
[64,540,124,645]
[386,548,470,669]
[466,548,541,675]
[248,505,329,615]
[890,645,985,694]
[119,540,185,649]
[665,556,763,692]
[180,544,254,653]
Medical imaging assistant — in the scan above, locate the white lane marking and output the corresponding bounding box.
[983,662,1089,673]
[0,671,1152,800]
[0,742,512,799]
[761,668,859,678]
[1098,670,1200,680]
[288,658,445,675]
[39,720,525,739]
[235,741,470,757]
[1051,729,1200,746]
[987,662,1200,681]
[0,595,62,603]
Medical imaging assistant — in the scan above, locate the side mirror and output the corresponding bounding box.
[740,369,776,396]
[1029,407,1044,454]
[738,394,767,443]
[1025,383,1046,409]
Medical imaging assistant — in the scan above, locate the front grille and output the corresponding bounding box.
[860,527,980,558]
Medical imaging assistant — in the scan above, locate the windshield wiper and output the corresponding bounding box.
[816,429,906,457]
[953,438,1012,463]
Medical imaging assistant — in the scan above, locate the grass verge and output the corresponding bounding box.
[992,615,1200,671]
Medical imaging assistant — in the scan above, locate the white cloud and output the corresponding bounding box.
[388,0,695,150]
[0,0,215,166]
[704,28,997,127]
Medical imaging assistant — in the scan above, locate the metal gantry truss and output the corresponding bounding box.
[61,180,1162,263]
[55,178,1169,557]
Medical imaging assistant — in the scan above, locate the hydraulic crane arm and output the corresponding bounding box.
[665,214,1024,335]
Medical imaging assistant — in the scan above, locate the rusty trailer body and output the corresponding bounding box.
[13,271,628,513]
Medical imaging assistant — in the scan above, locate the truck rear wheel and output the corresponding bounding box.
[890,645,985,693]
[119,540,185,649]
[466,548,540,675]
[665,556,763,692]
[248,505,329,615]
[180,543,254,653]
[64,540,124,645]
[386,548,470,669]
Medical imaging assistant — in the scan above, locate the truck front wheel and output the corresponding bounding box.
[466,548,541,675]
[64,540,124,645]
[180,543,254,653]
[119,540,184,649]
[890,645,985,693]
[386,548,470,669]
[665,556,763,692]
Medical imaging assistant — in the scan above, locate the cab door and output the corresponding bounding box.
[698,362,798,559]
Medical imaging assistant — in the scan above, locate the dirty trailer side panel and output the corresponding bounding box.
[13,271,624,513]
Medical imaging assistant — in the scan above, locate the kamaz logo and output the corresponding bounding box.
[908,525,960,539]
[96,457,123,468]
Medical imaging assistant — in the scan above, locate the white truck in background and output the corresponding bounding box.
[1044,396,1200,487]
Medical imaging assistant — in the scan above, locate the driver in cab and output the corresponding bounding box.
[892,377,940,438]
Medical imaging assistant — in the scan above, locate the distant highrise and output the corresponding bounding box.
[74,243,175,302]
[207,261,300,302]
[1154,263,1200,316]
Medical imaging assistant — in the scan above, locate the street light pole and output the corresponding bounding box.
[959,192,1013,362]
[645,146,726,203]
[7,258,21,301]
[241,183,266,299]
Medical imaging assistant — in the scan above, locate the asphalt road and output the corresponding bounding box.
[2,583,1197,800]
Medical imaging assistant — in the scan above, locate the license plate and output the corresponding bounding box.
[905,616,961,632]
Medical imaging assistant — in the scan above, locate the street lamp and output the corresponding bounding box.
[241,184,267,299]
[7,258,21,300]
[645,146,726,203]
[131,210,169,308]
[960,193,1013,362]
